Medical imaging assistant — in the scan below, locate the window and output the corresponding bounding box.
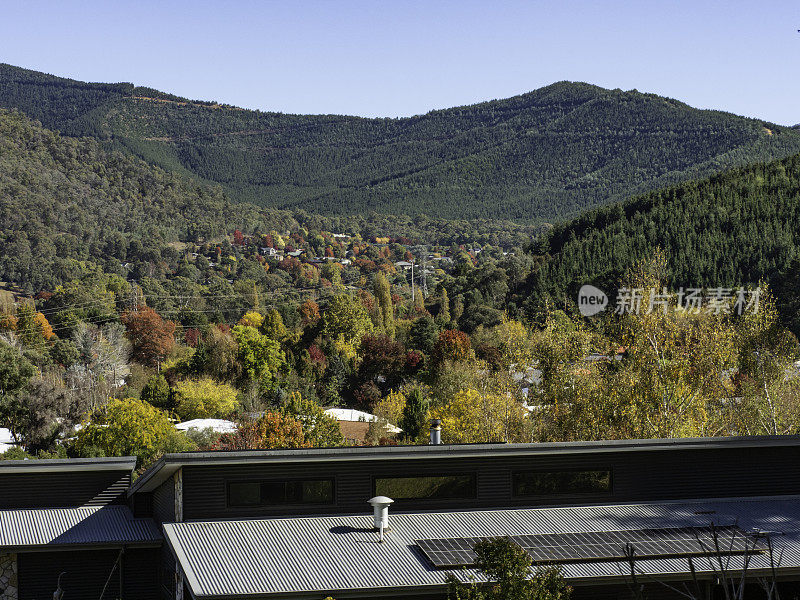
[512,470,611,497]
[227,479,334,507]
[374,474,476,500]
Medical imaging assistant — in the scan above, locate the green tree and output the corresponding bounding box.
[374,272,395,338]
[280,392,343,447]
[174,377,239,420]
[232,325,285,384]
[261,308,288,341]
[322,294,374,358]
[446,537,571,600]
[400,388,429,442]
[140,374,172,409]
[0,341,35,399]
[74,398,195,467]
[409,315,438,355]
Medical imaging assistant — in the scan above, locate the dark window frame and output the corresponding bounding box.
[372,472,478,502]
[226,477,336,508]
[511,468,613,499]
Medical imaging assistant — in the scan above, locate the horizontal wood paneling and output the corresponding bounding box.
[180,445,800,521]
[0,471,130,509]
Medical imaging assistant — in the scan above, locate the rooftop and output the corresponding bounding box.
[0,505,162,551]
[164,495,800,599]
[0,456,137,474]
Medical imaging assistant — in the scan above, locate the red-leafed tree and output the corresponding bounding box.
[121,307,176,367]
[233,229,245,246]
[432,330,472,365]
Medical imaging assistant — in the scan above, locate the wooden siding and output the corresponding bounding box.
[152,476,176,524]
[18,548,158,600]
[0,471,130,509]
[180,445,800,520]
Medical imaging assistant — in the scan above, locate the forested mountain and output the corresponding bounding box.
[3,63,800,222]
[0,108,535,294]
[514,151,800,330]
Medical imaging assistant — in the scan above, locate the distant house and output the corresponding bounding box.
[0,428,18,454]
[259,247,277,257]
[324,408,402,443]
[394,260,413,270]
[174,419,237,434]
[286,249,304,258]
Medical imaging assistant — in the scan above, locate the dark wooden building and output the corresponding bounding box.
[7,436,800,599]
[0,457,161,600]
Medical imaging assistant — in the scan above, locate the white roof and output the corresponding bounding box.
[324,408,402,434]
[175,419,237,434]
[0,428,14,444]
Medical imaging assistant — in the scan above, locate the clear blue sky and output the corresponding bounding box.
[2,0,799,124]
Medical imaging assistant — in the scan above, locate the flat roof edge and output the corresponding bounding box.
[0,456,137,473]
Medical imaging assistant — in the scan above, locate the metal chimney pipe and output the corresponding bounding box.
[368,496,394,542]
[430,419,441,445]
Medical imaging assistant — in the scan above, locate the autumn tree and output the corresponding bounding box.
[261,308,288,341]
[435,387,527,444]
[299,300,321,327]
[174,378,239,420]
[121,307,176,367]
[238,311,264,329]
[358,335,408,390]
[215,412,309,450]
[432,330,472,366]
[74,398,194,467]
[15,302,53,351]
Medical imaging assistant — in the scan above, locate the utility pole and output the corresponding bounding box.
[411,260,415,304]
[421,245,428,299]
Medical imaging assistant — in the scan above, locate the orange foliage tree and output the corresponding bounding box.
[432,330,472,365]
[121,307,176,367]
[299,300,321,326]
[214,412,309,450]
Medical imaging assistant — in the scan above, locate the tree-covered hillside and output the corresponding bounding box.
[3,63,800,222]
[0,109,536,294]
[515,151,800,329]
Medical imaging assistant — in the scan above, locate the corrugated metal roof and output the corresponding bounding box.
[0,505,162,549]
[130,435,800,494]
[164,496,800,599]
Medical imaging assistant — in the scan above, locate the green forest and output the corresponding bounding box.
[3,63,800,222]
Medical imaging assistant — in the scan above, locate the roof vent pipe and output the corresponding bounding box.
[430,419,441,445]
[368,496,394,542]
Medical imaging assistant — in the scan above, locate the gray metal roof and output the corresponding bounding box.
[164,496,800,599]
[0,456,136,474]
[131,435,800,494]
[0,505,162,550]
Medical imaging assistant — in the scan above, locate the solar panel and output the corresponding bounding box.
[416,525,764,569]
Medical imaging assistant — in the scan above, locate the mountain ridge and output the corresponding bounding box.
[3,63,800,222]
